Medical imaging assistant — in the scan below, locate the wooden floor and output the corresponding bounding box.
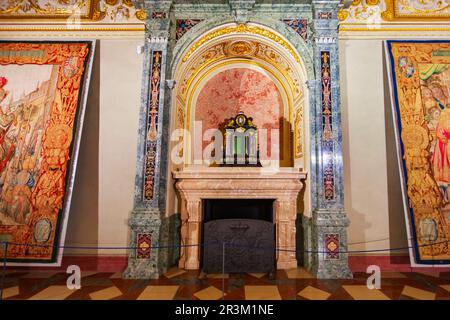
[2,267,450,300]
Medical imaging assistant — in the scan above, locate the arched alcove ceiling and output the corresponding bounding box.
[172,22,310,166]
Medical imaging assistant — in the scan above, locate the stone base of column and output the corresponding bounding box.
[277,260,298,269]
[301,215,314,271]
[123,210,174,279]
[303,210,353,279]
[184,260,200,270]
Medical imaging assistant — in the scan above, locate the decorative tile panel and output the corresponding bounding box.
[321,51,335,201]
[283,19,308,42]
[137,233,152,259]
[176,19,203,41]
[143,50,162,201]
[152,12,167,19]
[325,233,340,260]
[318,12,333,19]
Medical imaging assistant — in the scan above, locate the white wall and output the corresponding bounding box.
[98,39,144,255]
[340,39,407,254]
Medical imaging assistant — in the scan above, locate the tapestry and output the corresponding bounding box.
[0,41,95,265]
[386,40,450,265]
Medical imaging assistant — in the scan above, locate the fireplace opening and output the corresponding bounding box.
[202,199,276,275]
[203,199,274,222]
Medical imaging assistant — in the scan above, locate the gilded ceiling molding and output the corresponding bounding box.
[382,0,450,20]
[338,0,385,23]
[93,0,146,22]
[0,0,96,19]
[339,0,450,33]
[0,0,146,22]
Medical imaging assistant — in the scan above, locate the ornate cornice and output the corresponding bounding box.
[1,1,450,35]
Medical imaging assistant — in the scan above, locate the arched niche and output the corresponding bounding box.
[170,22,309,168]
[193,65,286,165]
[166,22,312,216]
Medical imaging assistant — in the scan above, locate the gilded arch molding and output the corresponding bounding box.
[183,60,294,167]
[170,16,315,80]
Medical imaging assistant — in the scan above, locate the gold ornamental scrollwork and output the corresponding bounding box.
[0,0,146,22]
[366,0,380,6]
[0,0,95,19]
[338,0,383,22]
[135,9,147,21]
[382,0,450,20]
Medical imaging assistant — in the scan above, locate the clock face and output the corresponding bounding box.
[236,114,246,126]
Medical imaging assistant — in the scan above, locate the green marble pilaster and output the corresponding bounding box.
[307,0,352,279]
[124,0,175,279]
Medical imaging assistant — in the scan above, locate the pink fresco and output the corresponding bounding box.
[195,68,283,158]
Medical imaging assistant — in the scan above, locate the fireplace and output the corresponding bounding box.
[173,167,307,270]
[202,199,275,274]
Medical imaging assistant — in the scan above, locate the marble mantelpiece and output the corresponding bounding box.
[173,167,307,270]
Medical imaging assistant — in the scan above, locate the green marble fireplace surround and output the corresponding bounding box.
[123,0,353,280]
